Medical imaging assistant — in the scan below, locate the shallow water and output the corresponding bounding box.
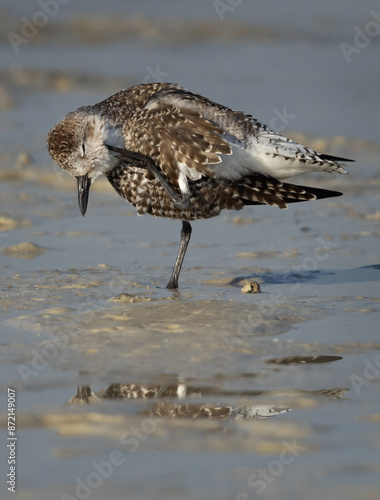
[1,1,380,499]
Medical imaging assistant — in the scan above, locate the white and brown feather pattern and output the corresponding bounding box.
[96,83,351,187]
[106,161,326,221]
[120,105,231,192]
[106,164,241,220]
[144,84,267,142]
[234,175,318,209]
[111,83,347,165]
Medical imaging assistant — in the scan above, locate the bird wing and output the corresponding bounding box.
[123,102,232,194]
[137,86,353,182]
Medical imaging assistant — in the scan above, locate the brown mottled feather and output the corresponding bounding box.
[120,105,231,188]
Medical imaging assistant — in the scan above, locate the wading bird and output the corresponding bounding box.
[47,83,352,289]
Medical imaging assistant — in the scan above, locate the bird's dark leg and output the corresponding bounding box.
[106,145,190,210]
[166,221,192,290]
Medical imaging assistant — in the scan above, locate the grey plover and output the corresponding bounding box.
[66,384,291,419]
[47,82,352,289]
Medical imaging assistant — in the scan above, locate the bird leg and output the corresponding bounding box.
[106,145,190,210]
[166,221,192,290]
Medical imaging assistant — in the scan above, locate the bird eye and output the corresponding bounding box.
[81,143,86,158]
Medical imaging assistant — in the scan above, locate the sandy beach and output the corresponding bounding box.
[1,1,380,499]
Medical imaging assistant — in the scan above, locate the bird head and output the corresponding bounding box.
[47,108,120,216]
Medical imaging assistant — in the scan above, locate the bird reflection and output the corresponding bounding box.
[66,380,347,419]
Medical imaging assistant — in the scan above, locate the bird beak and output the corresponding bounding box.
[76,173,91,216]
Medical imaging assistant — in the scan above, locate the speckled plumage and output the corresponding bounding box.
[47,82,352,288]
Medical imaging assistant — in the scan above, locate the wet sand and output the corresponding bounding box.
[1,2,380,499]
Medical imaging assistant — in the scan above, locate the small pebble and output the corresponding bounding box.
[241,281,261,294]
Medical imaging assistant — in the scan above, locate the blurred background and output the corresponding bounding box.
[1,0,379,153]
[1,2,380,500]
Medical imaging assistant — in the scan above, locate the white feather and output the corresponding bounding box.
[209,134,348,181]
[177,161,202,194]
